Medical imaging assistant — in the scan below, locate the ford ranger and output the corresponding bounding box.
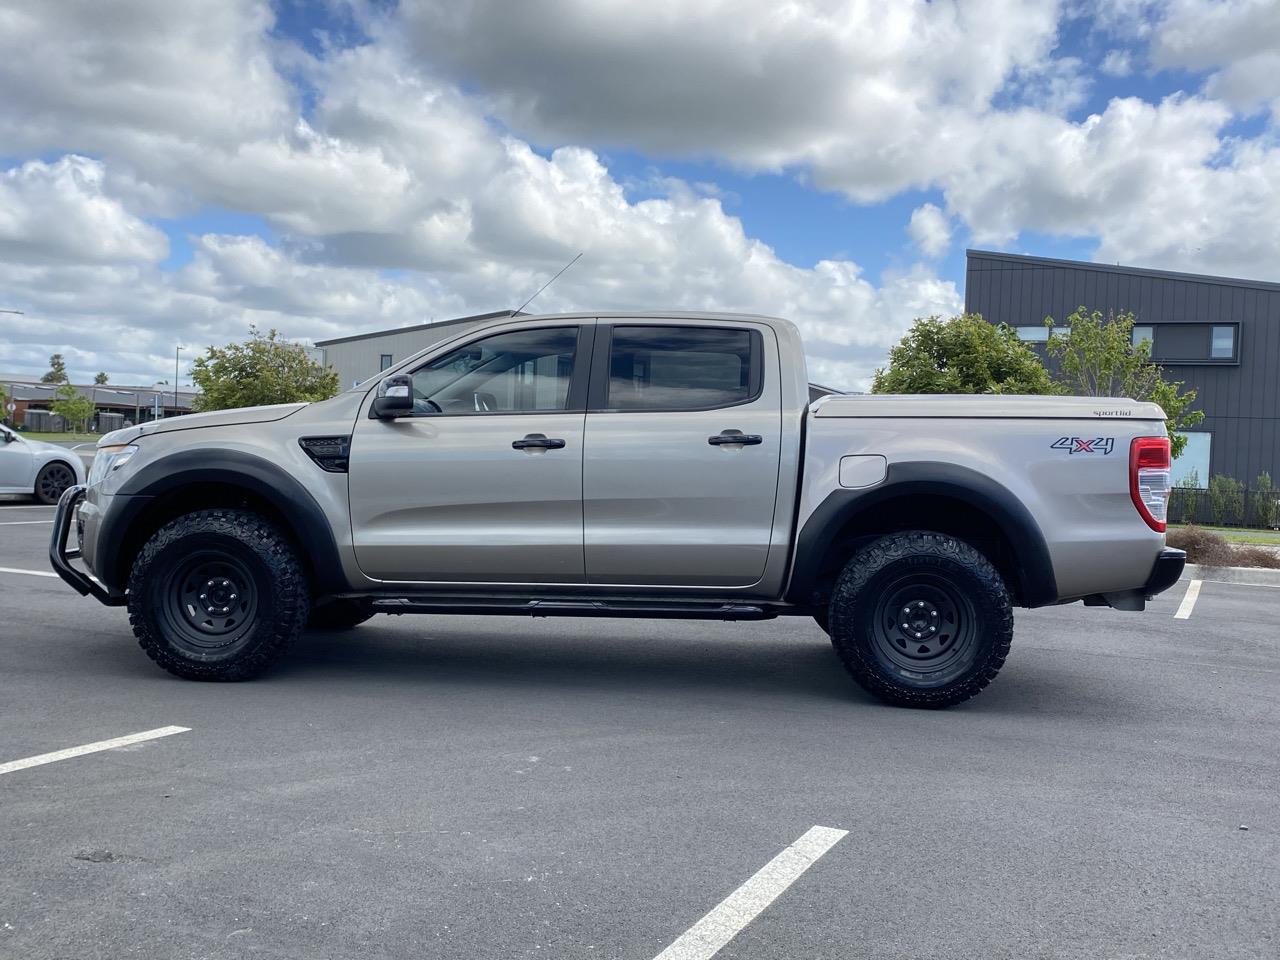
[49,312,1185,707]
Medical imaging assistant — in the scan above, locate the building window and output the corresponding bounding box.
[1171,432,1211,487]
[1210,325,1235,360]
[379,354,394,371]
[1014,326,1048,342]
[1131,325,1154,349]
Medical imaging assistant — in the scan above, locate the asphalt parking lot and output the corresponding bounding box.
[1,499,1276,960]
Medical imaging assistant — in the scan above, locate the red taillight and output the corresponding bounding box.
[1130,436,1171,532]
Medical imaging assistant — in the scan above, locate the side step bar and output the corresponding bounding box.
[369,597,776,621]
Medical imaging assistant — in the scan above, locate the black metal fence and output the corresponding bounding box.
[1168,486,1280,529]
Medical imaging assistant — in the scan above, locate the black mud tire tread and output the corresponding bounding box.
[307,598,374,631]
[828,530,1013,709]
[127,509,309,681]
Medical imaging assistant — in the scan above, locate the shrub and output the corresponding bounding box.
[1251,472,1276,530]
[1207,474,1244,526]
[1231,546,1280,569]
[1166,525,1280,568]
[1166,525,1234,566]
[1169,470,1201,524]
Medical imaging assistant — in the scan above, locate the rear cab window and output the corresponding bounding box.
[599,325,763,411]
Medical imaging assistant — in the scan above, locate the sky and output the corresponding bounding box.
[1,0,1279,390]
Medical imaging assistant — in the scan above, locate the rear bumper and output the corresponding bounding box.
[49,484,126,606]
[1145,547,1186,598]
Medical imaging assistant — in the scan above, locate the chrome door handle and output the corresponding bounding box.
[708,433,763,446]
[512,436,566,450]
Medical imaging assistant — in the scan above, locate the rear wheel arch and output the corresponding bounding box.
[786,462,1056,608]
[101,451,344,595]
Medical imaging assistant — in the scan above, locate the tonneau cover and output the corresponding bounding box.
[813,394,1166,420]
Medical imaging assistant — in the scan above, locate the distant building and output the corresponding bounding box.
[315,311,521,389]
[966,249,1279,487]
[0,376,197,431]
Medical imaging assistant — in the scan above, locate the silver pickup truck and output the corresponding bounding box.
[50,311,1184,707]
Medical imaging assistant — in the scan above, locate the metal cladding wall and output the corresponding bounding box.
[316,311,517,390]
[965,249,1280,486]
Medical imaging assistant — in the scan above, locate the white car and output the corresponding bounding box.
[0,424,87,503]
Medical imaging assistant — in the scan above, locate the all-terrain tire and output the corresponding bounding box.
[307,598,374,630]
[127,509,309,681]
[34,461,77,505]
[828,530,1013,708]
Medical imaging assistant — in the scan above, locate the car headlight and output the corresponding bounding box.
[89,443,139,485]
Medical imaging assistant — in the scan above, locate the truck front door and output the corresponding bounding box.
[582,322,783,587]
[349,323,593,584]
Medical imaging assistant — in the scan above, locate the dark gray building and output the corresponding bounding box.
[966,249,1280,488]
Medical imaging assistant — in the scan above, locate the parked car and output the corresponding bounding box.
[0,423,86,503]
[50,312,1183,707]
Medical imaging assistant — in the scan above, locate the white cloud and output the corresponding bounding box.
[2,0,1279,389]
[1100,49,1134,76]
[907,204,953,258]
[0,157,168,265]
[396,0,1067,201]
[1150,0,1280,113]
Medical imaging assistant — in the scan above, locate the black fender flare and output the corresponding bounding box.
[98,449,344,593]
[785,461,1057,608]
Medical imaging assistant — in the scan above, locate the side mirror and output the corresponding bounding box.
[371,374,414,419]
[2,431,14,443]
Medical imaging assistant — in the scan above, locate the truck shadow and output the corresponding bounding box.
[279,617,1130,719]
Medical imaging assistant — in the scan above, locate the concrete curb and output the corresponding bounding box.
[1183,563,1280,587]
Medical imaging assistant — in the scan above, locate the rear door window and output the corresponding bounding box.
[603,326,760,411]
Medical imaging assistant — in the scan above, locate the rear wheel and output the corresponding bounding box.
[34,461,76,504]
[127,509,309,681]
[828,530,1012,708]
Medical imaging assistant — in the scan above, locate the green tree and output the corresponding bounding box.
[190,325,340,412]
[41,353,69,384]
[1208,474,1244,527]
[872,314,1056,395]
[93,371,109,385]
[50,383,95,433]
[1170,469,1201,525]
[1251,472,1276,529]
[1045,307,1204,459]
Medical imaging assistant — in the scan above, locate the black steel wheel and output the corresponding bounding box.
[158,553,260,657]
[128,509,309,681]
[34,461,76,505]
[828,530,1013,708]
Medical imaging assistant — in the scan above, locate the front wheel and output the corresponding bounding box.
[127,510,309,681]
[34,461,76,504]
[828,531,1013,708]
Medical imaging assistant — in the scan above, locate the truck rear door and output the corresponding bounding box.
[582,320,783,587]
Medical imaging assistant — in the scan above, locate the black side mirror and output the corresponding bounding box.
[2,431,14,443]
[371,374,414,419]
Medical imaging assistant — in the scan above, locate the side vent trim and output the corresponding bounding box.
[299,435,351,473]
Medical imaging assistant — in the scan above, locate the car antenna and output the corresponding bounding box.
[513,252,583,315]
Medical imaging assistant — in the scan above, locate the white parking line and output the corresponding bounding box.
[653,825,848,960]
[0,520,53,525]
[0,566,57,578]
[0,726,191,776]
[1174,579,1203,620]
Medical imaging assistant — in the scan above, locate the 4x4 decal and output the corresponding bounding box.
[1052,436,1115,455]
